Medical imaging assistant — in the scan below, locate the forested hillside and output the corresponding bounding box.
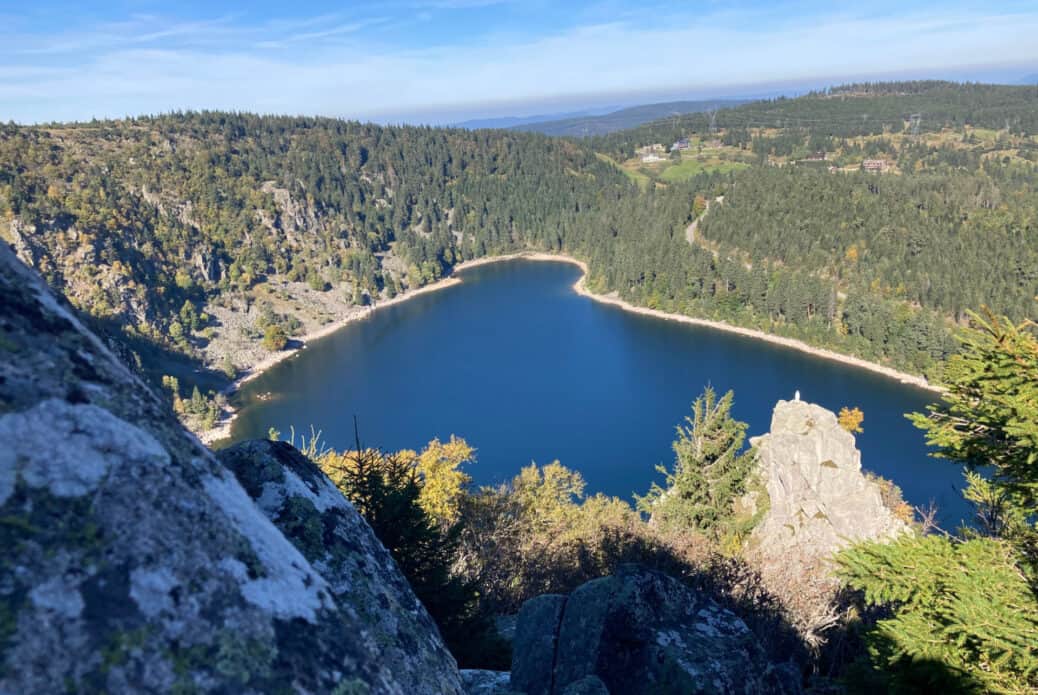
[593,81,1038,160]
[2,82,1036,428]
[700,167,1037,320]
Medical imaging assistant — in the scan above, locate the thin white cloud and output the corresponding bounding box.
[0,5,1035,123]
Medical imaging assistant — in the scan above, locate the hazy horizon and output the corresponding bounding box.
[2,1,1037,125]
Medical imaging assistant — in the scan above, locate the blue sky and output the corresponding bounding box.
[1,1,1036,124]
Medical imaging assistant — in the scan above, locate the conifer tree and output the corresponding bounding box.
[908,311,1038,549]
[319,444,505,668]
[637,387,754,539]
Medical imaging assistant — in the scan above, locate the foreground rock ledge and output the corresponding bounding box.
[0,243,462,693]
[218,439,462,693]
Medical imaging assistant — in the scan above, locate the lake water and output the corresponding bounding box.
[228,259,971,527]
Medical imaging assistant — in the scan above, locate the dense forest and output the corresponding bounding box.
[1,81,1036,410]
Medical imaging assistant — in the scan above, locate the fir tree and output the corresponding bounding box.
[908,311,1038,551]
[637,387,754,539]
[319,445,506,669]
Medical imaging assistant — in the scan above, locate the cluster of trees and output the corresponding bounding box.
[252,305,301,352]
[314,436,509,668]
[702,167,1037,324]
[160,374,224,430]
[0,113,633,343]
[307,416,808,671]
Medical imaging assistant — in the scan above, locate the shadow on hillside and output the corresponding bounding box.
[86,315,231,397]
[459,506,811,674]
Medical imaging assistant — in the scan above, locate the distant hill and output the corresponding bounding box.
[509,99,749,137]
[453,107,616,130]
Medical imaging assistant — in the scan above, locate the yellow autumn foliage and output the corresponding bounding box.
[838,406,864,434]
[415,436,475,526]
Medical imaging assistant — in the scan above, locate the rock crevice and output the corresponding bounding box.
[509,565,801,694]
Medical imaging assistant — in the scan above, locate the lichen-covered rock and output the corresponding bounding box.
[461,669,519,694]
[749,400,909,564]
[218,439,464,694]
[511,594,566,695]
[0,243,460,693]
[511,565,800,694]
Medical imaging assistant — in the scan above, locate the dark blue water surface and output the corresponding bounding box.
[228,260,970,527]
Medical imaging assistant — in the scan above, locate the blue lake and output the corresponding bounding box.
[228,259,971,527]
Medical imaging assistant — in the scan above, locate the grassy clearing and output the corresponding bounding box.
[659,157,749,183]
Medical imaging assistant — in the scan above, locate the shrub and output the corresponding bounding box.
[261,325,288,351]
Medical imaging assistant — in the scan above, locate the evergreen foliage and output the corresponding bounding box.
[838,312,1038,693]
[838,536,1038,694]
[909,312,1038,551]
[637,387,755,539]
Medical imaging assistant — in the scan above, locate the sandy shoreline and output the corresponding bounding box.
[454,252,938,392]
[197,251,938,444]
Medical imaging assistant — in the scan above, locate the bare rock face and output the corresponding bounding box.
[0,243,462,693]
[218,440,464,694]
[749,400,909,563]
[510,565,801,695]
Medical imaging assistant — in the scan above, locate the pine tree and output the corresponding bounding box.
[637,387,754,539]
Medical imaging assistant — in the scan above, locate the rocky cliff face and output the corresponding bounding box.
[749,399,909,564]
[0,243,462,693]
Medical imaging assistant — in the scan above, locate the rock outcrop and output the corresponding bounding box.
[510,565,801,694]
[0,243,462,692]
[749,399,909,563]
